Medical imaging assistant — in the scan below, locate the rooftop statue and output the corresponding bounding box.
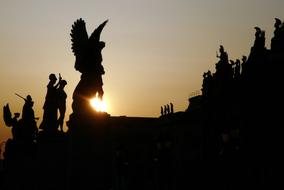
[67,19,111,190]
[253,26,266,50]
[70,18,108,116]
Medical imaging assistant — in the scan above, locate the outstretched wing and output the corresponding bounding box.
[3,104,12,127]
[70,18,89,57]
[89,20,108,42]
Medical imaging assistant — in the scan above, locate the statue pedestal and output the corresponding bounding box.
[68,17,110,188]
[66,111,113,189]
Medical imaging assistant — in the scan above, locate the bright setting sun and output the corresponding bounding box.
[90,96,107,112]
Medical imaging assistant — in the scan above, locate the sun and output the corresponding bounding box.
[90,96,107,112]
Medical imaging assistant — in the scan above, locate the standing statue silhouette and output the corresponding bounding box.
[57,80,67,132]
[21,95,38,141]
[161,106,164,116]
[170,103,174,113]
[40,73,61,132]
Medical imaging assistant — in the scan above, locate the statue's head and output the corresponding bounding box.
[26,95,34,106]
[49,73,57,82]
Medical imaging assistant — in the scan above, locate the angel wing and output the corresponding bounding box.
[70,18,89,71]
[89,20,108,42]
[3,104,12,127]
[70,18,89,58]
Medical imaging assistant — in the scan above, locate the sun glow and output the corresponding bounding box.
[90,96,107,112]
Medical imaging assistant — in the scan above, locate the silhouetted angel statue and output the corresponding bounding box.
[70,18,108,115]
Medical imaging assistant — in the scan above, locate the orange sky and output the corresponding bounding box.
[1,0,284,142]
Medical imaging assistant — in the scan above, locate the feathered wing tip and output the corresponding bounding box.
[70,18,86,35]
[70,18,89,56]
[3,104,12,127]
[89,19,109,42]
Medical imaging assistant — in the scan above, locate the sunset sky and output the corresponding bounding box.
[1,0,283,142]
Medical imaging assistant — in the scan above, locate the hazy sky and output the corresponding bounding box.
[0,0,283,142]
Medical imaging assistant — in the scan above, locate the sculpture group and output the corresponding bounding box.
[2,17,109,154]
[1,17,284,190]
[1,18,110,189]
[3,74,67,144]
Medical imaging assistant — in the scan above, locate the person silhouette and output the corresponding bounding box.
[161,106,164,116]
[40,73,61,132]
[57,80,67,132]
